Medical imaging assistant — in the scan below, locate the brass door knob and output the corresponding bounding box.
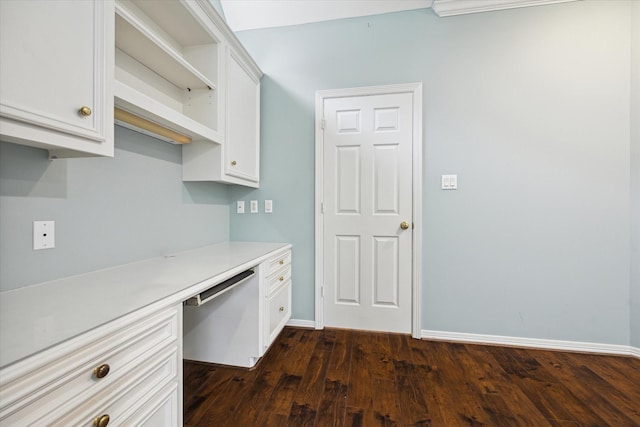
[231,160,237,166]
[93,363,110,379]
[400,221,410,230]
[279,306,284,312]
[79,106,92,117]
[93,414,110,427]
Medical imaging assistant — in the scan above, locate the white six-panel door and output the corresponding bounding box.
[322,92,414,333]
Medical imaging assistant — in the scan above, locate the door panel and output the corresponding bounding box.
[323,92,413,333]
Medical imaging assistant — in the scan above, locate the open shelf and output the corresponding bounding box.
[115,1,215,91]
[114,0,221,145]
[114,80,220,144]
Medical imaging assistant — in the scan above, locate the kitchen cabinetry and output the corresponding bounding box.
[0,242,291,427]
[115,0,262,188]
[183,248,292,367]
[0,304,182,426]
[0,0,114,158]
[114,0,222,146]
[263,249,292,349]
[181,15,261,187]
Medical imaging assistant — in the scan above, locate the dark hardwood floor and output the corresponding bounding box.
[183,327,640,426]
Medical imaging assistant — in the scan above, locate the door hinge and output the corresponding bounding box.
[321,118,326,130]
[321,285,324,297]
[321,202,324,214]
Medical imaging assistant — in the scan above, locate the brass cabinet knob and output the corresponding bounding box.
[400,221,410,230]
[79,106,92,117]
[279,276,284,281]
[93,363,110,379]
[93,414,110,427]
[279,260,284,265]
[279,306,284,312]
[231,160,237,166]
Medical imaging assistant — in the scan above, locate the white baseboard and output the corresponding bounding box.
[286,319,316,329]
[422,329,639,358]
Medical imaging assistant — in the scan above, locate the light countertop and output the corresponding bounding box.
[0,242,291,368]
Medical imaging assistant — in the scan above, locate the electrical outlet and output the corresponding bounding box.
[34,220,55,250]
[250,200,258,213]
[265,200,273,213]
[236,201,245,214]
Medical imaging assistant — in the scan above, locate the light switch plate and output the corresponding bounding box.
[441,174,458,190]
[34,220,55,250]
[265,200,273,213]
[236,201,245,214]
[250,200,258,213]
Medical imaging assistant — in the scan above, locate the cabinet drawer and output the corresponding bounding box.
[264,250,291,277]
[122,381,179,426]
[0,306,179,426]
[54,345,179,426]
[267,264,291,294]
[267,281,291,345]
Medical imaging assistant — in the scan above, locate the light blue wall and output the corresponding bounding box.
[0,126,230,291]
[231,1,634,345]
[631,0,640,349]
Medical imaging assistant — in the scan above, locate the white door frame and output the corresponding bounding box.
[314,82,423,339]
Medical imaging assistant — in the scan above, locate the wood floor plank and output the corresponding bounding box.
[416,341,492,426]
[457,344,551,426]
[371,378,404,426]
[262,372,302,415]
[345,331,374,409]
[315,377,349,427]
[290,331,334,426]
[492,346,610,426]
[184,327,640,427]
[325,329,353,383]
[535,350,640,425]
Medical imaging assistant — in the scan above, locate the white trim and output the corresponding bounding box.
[422,329,640,358]
[314,82,423,338]
[286,319,316,329]
[431,0,577,17]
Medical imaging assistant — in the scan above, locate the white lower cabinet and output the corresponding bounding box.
[183,248,292,367]
[0,304,182,427]
[263,251,292,350]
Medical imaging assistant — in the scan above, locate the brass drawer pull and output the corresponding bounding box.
[279,276,284,281]
[279,259,284,265]
[93,363,110,379]
[79,106,92,117]
[231,160,237,166]
[93,414,110,427]
[279,306,284,312]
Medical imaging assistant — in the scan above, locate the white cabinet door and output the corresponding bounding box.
[224,48,260,184]
[0,0,114,157]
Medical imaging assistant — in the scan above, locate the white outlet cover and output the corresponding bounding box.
[250,200,258,213]
[441,174,458,190]
[236,201,245,214]
[265,200,273,213]
[34,220,55,250]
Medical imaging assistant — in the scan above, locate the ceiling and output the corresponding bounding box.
[219,0,578,32]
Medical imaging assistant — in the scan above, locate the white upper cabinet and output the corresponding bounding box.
[223,48,261,184]
[181,3,262,188]
[116,0,262,188]
[0,0,114,158]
